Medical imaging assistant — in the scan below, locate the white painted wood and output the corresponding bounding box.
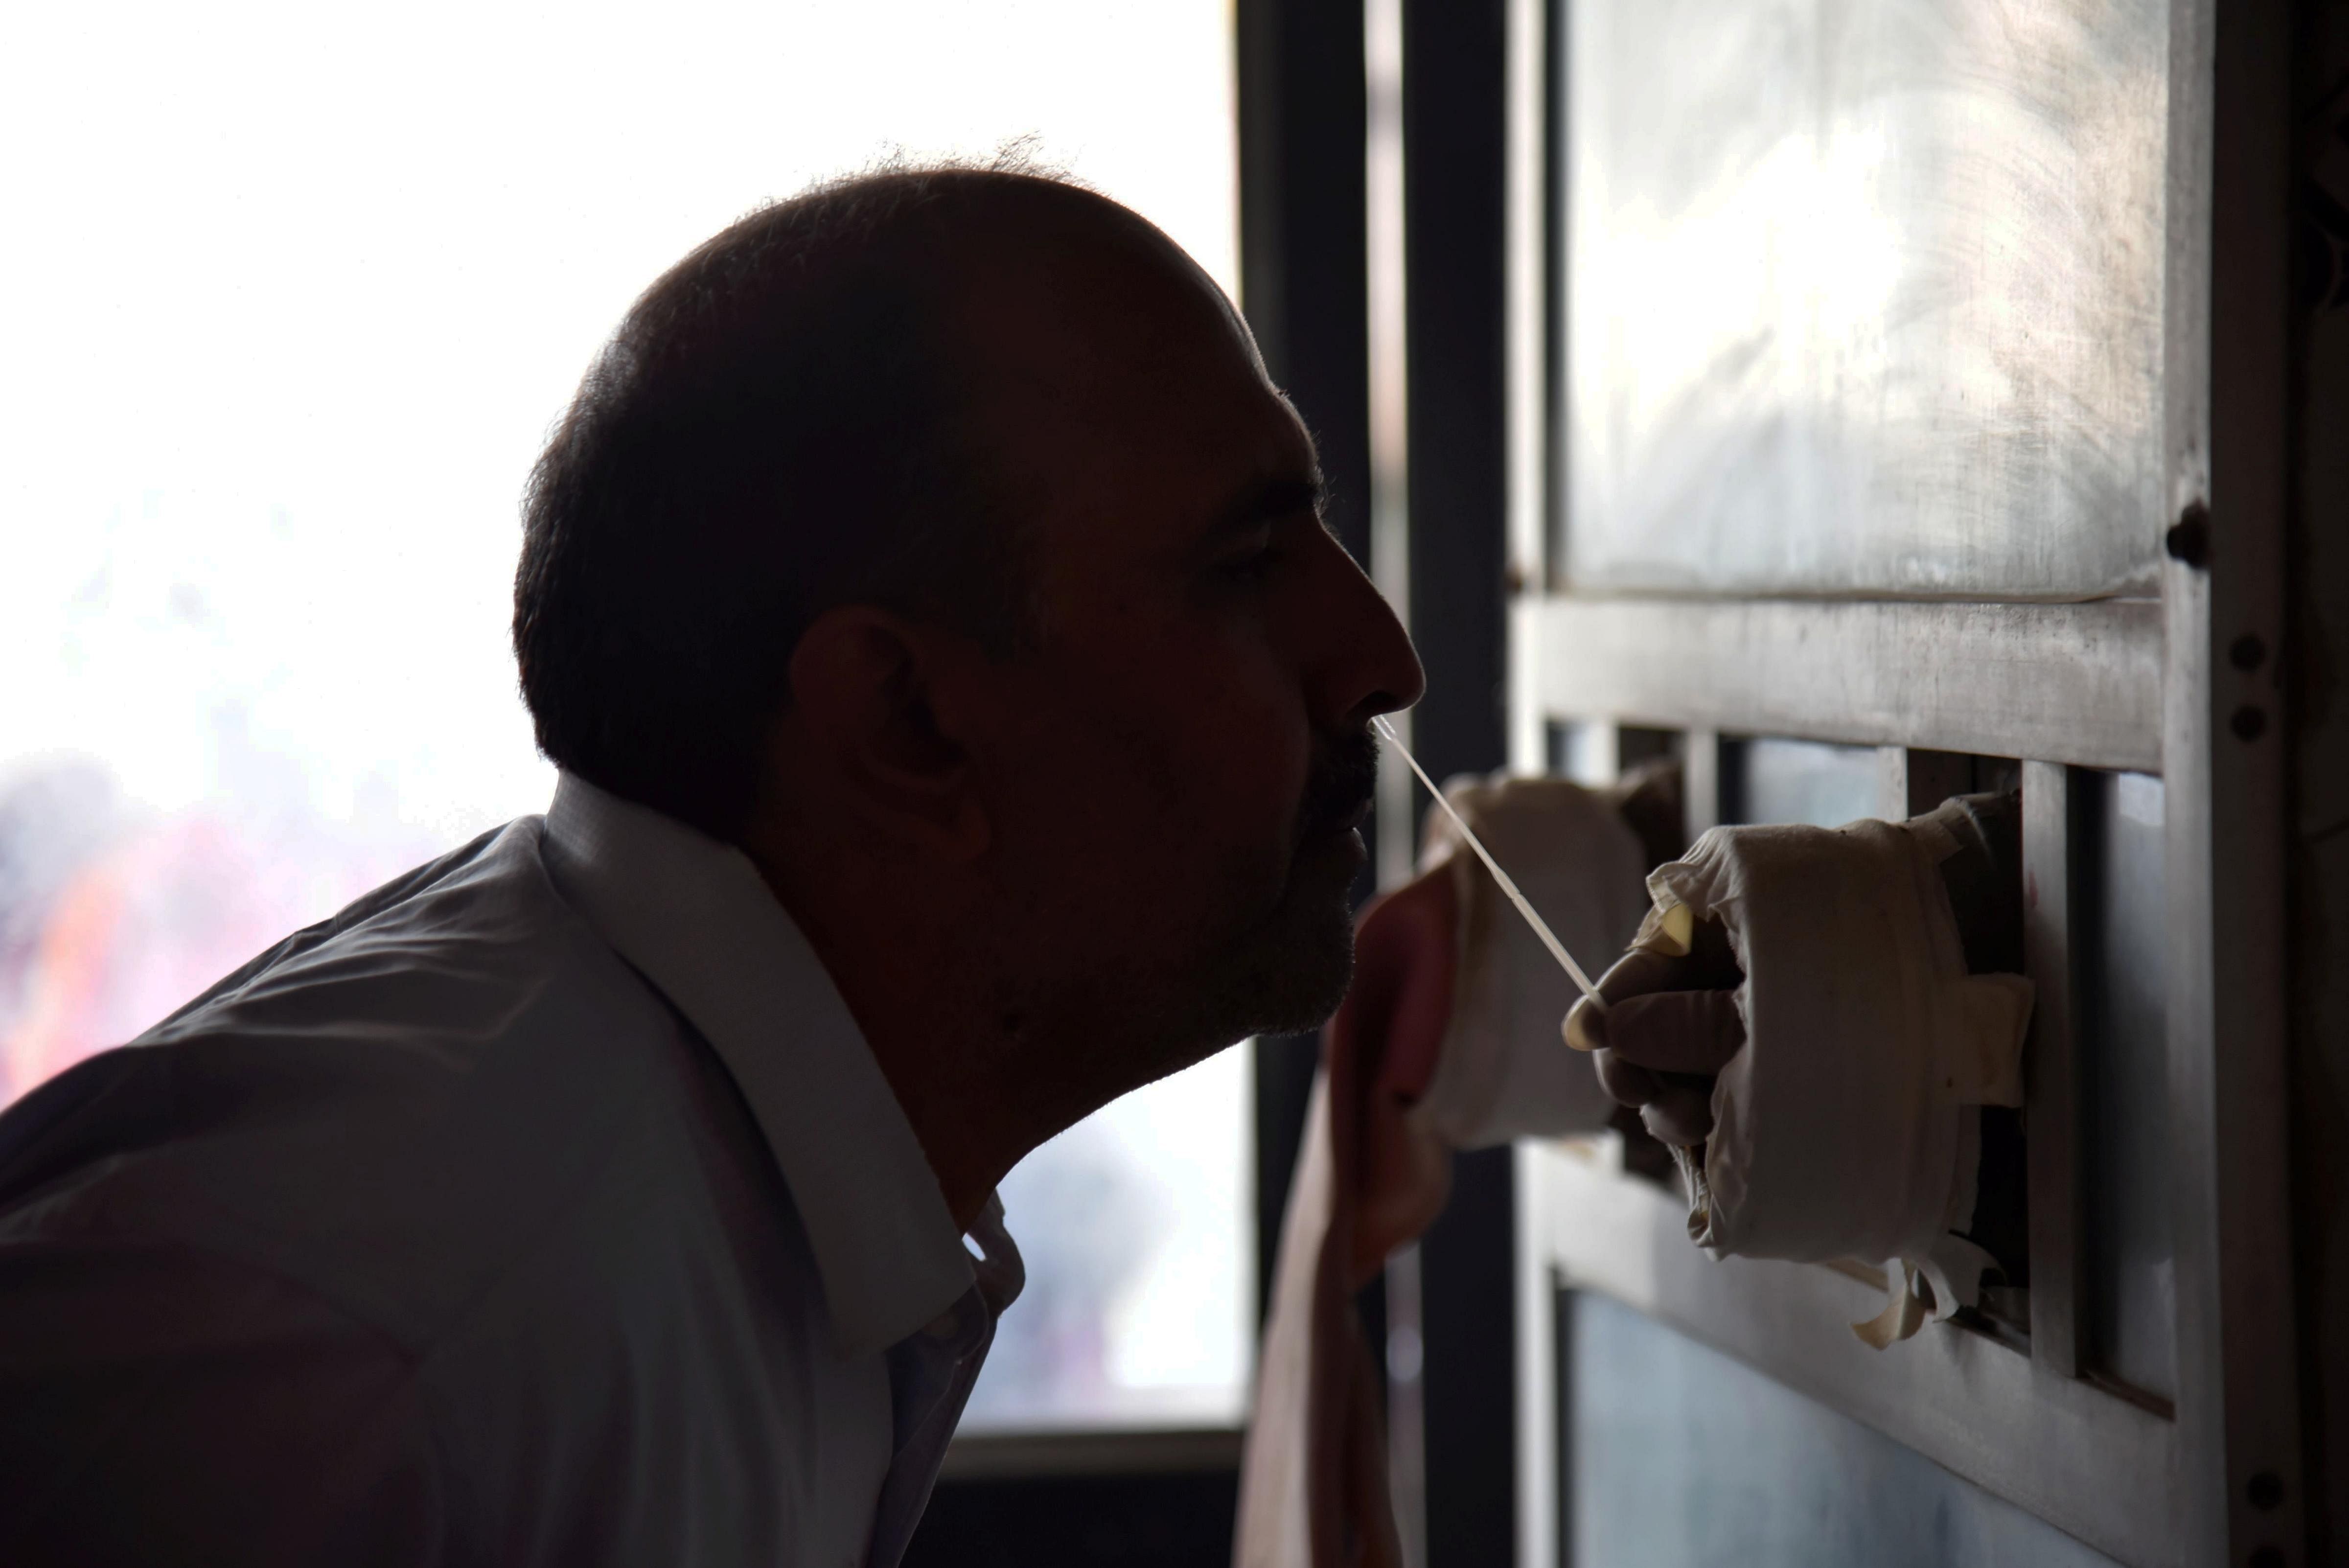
[1683,726,1722,838]
[1515,596,2164,773]
[2021,761,2084,1380]
[1512,1140,1559,1568]
[1874,746,1909,824]
[2163,3,2303,1560]
[1525,1140,2180,1568]
[1500,1,2307,1560]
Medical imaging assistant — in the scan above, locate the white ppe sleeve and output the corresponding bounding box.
[1408,773,1653,1150]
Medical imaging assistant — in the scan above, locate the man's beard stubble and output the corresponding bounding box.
[987,725,1383,1135]
[1164,724,1382,1049]
[1294,723,1381,852]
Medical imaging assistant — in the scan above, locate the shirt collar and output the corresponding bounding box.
[540,772,979,1356]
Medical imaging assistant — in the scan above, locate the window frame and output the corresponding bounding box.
[1501,1,2302,1564]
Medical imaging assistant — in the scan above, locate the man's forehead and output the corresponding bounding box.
[957,248,1304,459]
[944,207,1250,383]
[907,208,1318,573]
[1043,366,1316,531]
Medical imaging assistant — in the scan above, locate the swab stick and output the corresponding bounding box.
[1371,714,1609,1014]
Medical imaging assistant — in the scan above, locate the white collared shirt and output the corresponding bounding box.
[0,774,1020,1567]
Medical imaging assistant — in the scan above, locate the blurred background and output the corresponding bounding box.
[0,0,1247,1440]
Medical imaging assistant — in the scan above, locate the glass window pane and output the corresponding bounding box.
[1560,0,2167,599]
[1568,1290,2122,1568]
[0,0,1244,1431]
[1547,719,1619,786]
[964,1045,1251,1431]
[1727,737,1882,829]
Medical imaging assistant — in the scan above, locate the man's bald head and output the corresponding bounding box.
[514,167,1220,839]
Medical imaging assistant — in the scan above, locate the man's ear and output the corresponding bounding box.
[782,605,990,860]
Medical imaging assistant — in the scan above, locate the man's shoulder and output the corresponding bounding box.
[0,817,727,1347]
[137,816,634,1044]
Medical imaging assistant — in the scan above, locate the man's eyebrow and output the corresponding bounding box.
[1207,472,1326,538]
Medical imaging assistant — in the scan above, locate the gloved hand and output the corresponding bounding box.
[1564,912,1748,1147]
[1560,790,2022,1150]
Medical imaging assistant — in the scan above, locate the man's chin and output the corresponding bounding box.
[1222,869,1361,1037]
[1159,826,1366,1050]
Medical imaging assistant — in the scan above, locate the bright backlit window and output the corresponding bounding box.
[0,0,1245,1432]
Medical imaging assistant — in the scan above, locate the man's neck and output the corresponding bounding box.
[742,851,1059,1232]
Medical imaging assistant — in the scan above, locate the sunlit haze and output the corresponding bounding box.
[0,0,1244,1430]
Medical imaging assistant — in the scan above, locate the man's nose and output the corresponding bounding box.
[1314,535,1426,730]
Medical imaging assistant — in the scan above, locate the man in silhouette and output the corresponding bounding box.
[0,169,1425,1565]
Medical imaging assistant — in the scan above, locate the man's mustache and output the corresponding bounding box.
[1297,726,1380,839]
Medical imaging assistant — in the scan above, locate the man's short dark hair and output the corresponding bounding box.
[514,166,1066,840]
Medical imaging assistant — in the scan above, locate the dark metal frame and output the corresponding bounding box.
[1390,6,1521,1568]
[2285,11,2349,1555]
[1246,7,1531,1568]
